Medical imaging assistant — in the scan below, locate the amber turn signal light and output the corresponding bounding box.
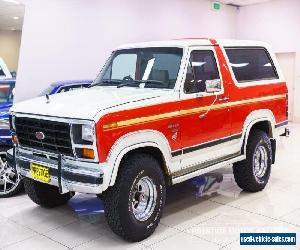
[81,148,95,159]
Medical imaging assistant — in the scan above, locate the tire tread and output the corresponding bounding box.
[233,129,272,192]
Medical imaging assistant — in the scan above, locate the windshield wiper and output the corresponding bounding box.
[117,80,139,88]
[89,79,121,88]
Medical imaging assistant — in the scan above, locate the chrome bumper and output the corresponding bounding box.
[7,147,105,194]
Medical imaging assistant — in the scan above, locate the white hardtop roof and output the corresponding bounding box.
[116,38,270,50]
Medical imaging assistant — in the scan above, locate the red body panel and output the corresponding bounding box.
[96,43,288,163]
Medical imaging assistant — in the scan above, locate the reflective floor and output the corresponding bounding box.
[0,124,300,250]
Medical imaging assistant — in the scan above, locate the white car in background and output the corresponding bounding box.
[0,58,12,80]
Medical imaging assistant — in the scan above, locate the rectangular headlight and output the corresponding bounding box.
[82,124,95,142]
[72,122,95,145]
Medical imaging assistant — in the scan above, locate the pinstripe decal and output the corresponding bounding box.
[171,133,242,157]
[103,94,286,131]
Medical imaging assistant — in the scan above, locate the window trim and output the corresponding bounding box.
[223,46,282,88]
[180,46,224,98]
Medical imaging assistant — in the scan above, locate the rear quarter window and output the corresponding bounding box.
[225,48,278,83]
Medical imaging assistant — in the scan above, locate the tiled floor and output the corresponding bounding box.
[0,124,299,250]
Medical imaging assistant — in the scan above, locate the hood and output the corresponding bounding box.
[11,87,176,121]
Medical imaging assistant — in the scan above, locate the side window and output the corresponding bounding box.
[225,48,278,83]
[184,50,221,94]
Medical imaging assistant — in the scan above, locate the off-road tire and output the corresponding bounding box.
[233,129,272,192]
[24,178,73,207]
[103,153,166,242]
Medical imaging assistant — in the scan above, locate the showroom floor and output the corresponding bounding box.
[0,124,299,250]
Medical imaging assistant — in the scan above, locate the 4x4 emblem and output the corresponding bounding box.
[35,132,45,140]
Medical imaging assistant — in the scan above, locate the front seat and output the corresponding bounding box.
[149,69,169,87]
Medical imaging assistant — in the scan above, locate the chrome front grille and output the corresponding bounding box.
[15,117,73,156]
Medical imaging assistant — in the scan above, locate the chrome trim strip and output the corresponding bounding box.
[172,151,241,178]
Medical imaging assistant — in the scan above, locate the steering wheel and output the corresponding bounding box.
[122,75,134,82]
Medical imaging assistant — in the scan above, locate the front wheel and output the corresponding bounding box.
[103,153,166,242]
[233,129,272,192]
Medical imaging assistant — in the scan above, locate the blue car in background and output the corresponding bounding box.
[0,79,93,198]
[39,79,93,97]
[0,79,15,150]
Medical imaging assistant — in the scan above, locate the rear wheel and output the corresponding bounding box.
[24,178,73,207]
[233,130,272,192]
[103,153,166,242]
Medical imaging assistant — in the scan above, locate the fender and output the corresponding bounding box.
[105,129,173,187]
[241,109,276,154]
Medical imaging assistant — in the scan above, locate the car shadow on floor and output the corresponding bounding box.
[66,167,242,226]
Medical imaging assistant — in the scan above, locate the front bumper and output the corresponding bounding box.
[7,147,105,194]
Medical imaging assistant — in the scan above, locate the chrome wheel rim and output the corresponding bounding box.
[253,145,268,179]
[131,176,157,222]
[0,157,21,195]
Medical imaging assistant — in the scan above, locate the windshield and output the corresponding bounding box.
[0,82,15,104]
[93,47,183,89]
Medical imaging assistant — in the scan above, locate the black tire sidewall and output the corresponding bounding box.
[24,178,72,207]
[248,132,272,186]
[118,158,165,239]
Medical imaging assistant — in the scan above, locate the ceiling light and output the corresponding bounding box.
[3,0,20,4]
[13,16,20,20]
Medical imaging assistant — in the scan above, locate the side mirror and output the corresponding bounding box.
[205,79,221,93]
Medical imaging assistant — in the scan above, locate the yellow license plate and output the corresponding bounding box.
[30,163,50,183]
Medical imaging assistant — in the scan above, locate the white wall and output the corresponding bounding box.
[236,0,300,121]
[15,0,237,102]
[0,30,22,72]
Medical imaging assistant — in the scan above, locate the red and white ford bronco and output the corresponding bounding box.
[9,38,289,242]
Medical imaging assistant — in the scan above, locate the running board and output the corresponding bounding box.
[171,154,246,184]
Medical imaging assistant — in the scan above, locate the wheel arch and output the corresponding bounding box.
[106,130,172,187]
[241,109,276,155]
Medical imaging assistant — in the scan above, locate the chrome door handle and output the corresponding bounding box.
[218,97,229,102]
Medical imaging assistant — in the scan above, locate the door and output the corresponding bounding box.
[179,46,232,169]
[276,52,296,121]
